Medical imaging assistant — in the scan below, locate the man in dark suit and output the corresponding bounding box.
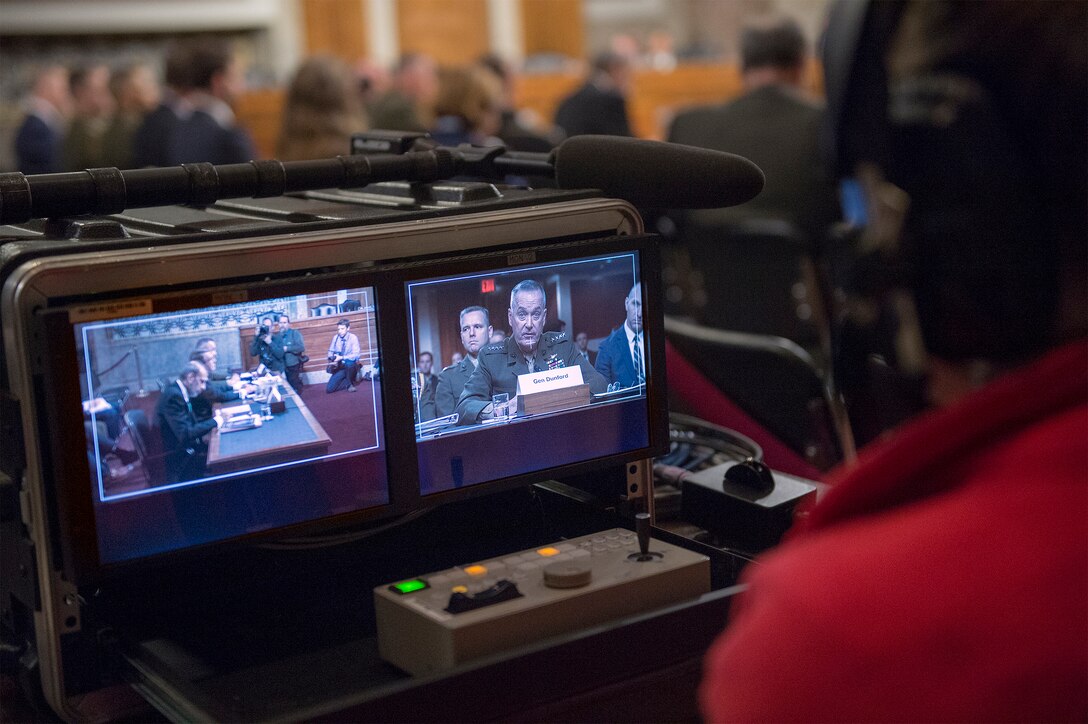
[435,306,494,418]
[574,331,595,366]
[554,52,633,138]
[594,283,645,390]
[132,36,256,167]
[456,280,606,424]
[156,361,224,484]
[666,16,838,244]
[14,65,71,174]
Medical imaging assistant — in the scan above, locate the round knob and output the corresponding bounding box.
[542,561,593,589]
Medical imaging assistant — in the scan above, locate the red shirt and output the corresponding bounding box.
[701,341,1088,722]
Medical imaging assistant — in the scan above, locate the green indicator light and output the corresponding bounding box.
[390,579,428,595]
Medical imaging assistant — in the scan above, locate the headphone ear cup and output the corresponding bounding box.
[889,76,1059,363]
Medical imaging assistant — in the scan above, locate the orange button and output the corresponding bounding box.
[537,547,560,557]
[451,585,468,594]
[464,565,488,576]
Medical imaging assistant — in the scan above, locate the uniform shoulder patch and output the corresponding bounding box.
[482,343,505,353]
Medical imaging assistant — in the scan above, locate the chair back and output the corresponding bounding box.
[123,408,161,482]
[666,217,832,371]
[665,315,855,471]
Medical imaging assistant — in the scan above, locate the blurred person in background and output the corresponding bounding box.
[354,57,391,115]
[428,65,503,147]
[277,54,369,161]
[64,63,115,171]
[132,35,256,167]
[476,54,558,152]
[368,53,439,133]
[668,14,838,246]
[14,64,71,174]
[102,63,161,169]
[553,51,633,138]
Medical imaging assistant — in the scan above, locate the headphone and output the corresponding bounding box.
[822,1,1086,372]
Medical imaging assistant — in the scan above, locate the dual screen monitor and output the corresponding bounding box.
[75,250,654,567]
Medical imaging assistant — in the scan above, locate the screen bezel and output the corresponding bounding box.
[36,269,405,581]
[396,234,669,509]
[5,200,652,583]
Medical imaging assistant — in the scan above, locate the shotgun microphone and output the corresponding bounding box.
[0,137,764,225]
[551,135,765,209]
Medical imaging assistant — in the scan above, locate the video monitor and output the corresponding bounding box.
[72,285,388,566]
[407,251,652,494]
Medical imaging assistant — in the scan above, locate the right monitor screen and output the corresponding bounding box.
[407,252,650,494]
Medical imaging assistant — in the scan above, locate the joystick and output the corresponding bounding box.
[629,512,662,562]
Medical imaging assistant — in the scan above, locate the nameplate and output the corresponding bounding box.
[516,366,585,396]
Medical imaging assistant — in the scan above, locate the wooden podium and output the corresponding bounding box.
[517,383,591,416]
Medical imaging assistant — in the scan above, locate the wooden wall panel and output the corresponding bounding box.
[396,0,489,66]
[302,0,369,61]
[629,64,744,140]
[512,72,583,133]
[234,88,285,159]
[515,63,745,142]
[520,0,584,60]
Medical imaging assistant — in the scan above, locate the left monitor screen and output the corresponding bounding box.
[74,287,388,565]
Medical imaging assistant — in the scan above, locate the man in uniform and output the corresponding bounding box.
[435,306,493,418]
[594,283,645,389]
[456,280,606,424]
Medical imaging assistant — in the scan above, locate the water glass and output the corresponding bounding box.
[491,392,510,420]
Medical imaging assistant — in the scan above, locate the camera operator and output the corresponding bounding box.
[700,3,1086,721]
[248,316,286,376]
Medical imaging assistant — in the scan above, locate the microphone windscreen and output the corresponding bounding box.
[551,135,765,209]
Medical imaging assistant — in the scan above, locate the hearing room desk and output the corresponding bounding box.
[206,386,332,474]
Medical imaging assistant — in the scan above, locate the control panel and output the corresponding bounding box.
[374,516,711,676]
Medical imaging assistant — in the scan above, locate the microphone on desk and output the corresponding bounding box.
[0,135,764,224]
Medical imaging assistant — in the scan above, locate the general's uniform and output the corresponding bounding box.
[456,333,607,424]
[435,357,475,418]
